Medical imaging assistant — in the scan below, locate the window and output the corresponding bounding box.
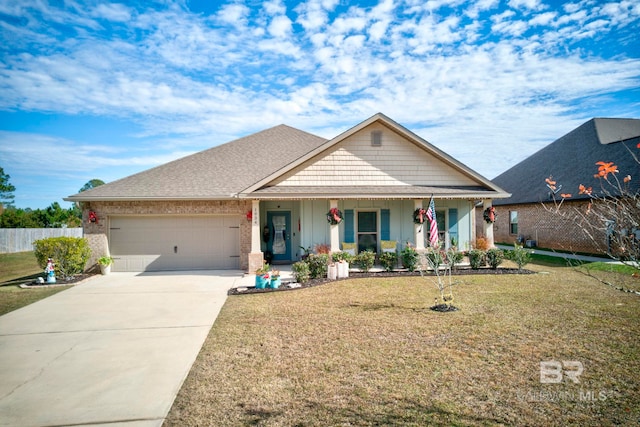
[357,211,377,253]
[509,211,518,235]
[432,210,446,244]
[371,130,382,146]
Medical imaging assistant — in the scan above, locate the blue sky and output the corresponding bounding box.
[1,0,639,209]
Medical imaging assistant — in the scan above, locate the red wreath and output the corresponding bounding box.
[483,207,496,223]
[88,211,98,223]
[326,208,343,225]
[413,208,427,224]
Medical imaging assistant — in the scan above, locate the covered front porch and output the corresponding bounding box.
[246,198,496,273]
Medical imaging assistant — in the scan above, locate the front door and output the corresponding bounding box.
[267,211,291,262]
[357,211,378,253]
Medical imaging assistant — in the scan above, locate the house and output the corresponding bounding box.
[491,118,640,254]
[66,113,510,273]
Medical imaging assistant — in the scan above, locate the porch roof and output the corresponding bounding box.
[245,185,509,200]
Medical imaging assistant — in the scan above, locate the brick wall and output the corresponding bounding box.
[82,200,252,271]
[490,201,606,254]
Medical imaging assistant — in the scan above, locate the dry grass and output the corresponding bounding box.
[0,251,41,284]
[166,265,640,426]
[0,251,72,316]
[0,284,72,316]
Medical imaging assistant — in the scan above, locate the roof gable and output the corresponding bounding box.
[270,121,478,187]
[493,118,640,206]
[242,113,508,199]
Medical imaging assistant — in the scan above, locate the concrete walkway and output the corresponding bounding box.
[0,270,253,427]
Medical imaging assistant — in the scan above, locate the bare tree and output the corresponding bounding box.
[545,144,639,271]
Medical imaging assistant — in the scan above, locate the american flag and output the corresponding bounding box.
[426,196,438,247]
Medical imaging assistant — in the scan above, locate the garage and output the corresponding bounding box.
[109,216,241,272]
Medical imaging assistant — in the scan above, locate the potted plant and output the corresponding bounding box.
[98,256,114,275]
[270,269,281,289]
[255,263,270,289]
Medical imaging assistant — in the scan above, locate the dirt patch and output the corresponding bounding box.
[229,267,535,296]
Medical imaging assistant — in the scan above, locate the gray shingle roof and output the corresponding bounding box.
[66,125,328,201]
[67,113,511,202]
[492,118,640,206]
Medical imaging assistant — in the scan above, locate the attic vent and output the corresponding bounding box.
[371,131,382,146]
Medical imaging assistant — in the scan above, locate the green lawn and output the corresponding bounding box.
[165,264,640,426]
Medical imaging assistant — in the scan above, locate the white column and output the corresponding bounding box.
[329,199,340,253]
[482,199,495,248]
[251,199,261,253]
[414,199,425,250]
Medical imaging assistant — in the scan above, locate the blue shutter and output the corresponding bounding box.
[448,208,458,245]
[344,209,354,243]
[380,209,390,240]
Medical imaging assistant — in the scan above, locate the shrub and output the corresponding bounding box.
[354,250,376,272]
[291,261,310,283]
[468,249,486,270]
[379,252,398,271]
[486,248,504,269]
[306,253,329,279]
[33,237,91,278]
[474,236,490,250]
[505,244,531,271]
[331,251,354,264]
[314,243,331,254]
[401,244,419,271]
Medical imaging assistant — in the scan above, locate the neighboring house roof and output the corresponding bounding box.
[492,118,640,206]
[66,113,509,202]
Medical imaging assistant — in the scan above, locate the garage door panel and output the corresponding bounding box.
[109,216,240,272]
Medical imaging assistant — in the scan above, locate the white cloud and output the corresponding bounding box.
[216,3,250,27]
[263,0,287,16]
[529,11,557,26]
[508,0,542,11]
[466,0,500,19]
[268,15,293,38]
[92,3,132,22]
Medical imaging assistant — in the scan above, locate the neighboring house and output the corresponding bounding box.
[66,113,509,273]
[491,118,640,254]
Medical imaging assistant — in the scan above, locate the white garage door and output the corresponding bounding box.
[109,216,241,272]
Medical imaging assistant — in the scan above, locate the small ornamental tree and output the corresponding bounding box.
[419,246,459,311]
[545,143,639,271]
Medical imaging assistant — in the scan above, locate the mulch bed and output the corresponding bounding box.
[18,273,98,289]
[228,267,535,296]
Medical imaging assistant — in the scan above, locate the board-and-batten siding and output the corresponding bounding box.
[271,124,477,187]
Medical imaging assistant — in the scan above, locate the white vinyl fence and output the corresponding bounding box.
[0,228,83,254]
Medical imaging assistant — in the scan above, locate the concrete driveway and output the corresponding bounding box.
[0,271,251,427]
